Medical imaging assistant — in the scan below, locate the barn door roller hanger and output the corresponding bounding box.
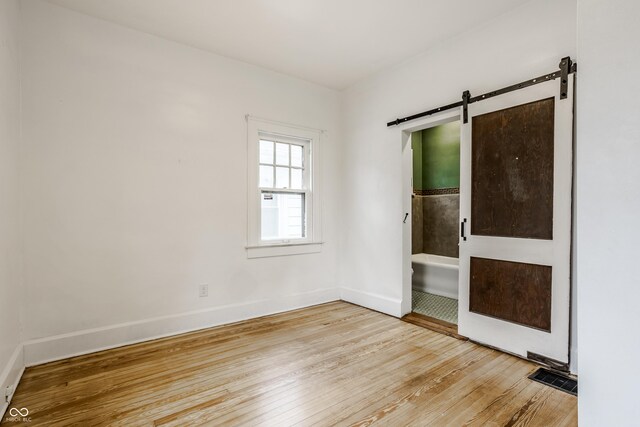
[387,56,576,127]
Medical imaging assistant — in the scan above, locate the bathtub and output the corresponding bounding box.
[411,253,459,299]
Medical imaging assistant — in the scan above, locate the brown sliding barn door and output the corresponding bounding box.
[458,78,573,365]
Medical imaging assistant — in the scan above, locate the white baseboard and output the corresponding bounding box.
[23,287,340,367]
[0,344,25,420]
[340,287,403,318]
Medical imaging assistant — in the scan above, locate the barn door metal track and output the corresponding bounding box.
[386,56,576,127]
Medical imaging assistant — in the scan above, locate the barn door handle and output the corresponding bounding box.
[461,218,468,241]
[403,213,409,223]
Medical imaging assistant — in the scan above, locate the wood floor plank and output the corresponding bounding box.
[1,302,576,426]
[31,308,386,425]
[153,317,415,426]
[245,330,442,426]
[401,312,464,340]
[344,350,508,426]
[151,322,409,426]
[19,305,373,410]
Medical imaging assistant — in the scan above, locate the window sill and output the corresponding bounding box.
[246,242,324,259]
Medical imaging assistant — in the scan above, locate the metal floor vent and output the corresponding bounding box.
[529,368,577,396]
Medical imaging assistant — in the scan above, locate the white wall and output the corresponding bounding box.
[339,0,578,366]
[19,0,341,363]
[577,0,640,424]
[0,0,24,414]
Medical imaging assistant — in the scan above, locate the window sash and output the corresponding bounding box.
[258,165,306,191]
[258,139,308,192]
[257,136,311,244]
[260,190,307,242]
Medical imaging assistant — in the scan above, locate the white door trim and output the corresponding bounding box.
[398,110,462,316]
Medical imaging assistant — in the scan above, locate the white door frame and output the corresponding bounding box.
[399,110,462,316]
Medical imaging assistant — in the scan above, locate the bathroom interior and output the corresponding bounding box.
[411,121,460,326]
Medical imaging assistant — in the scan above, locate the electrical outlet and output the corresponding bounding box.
[198,284,208,298]
[5,385,14,403]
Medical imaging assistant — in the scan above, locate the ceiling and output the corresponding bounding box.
[46,0,530,89]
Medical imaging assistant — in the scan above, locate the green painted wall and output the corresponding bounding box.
[412,121,460,190]
[411,130,423,190]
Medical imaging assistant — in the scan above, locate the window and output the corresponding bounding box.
[247,117,322,258]
[258,137,309,241]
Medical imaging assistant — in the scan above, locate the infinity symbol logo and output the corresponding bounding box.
[9,407,29,417]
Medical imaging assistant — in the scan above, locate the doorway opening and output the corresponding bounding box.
[409,121,461,331]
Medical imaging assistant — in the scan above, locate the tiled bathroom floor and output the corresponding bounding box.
[412,290,458,324]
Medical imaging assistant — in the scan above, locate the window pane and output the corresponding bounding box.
[275,142,289,166]
[275,166,289,188]
[291,168,303,189]
[291,145,303,168]
[259,140,274,164]
[259,165,273,188]
[261,192,305,240]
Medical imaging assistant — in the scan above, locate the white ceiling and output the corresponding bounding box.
[46,0,530,89]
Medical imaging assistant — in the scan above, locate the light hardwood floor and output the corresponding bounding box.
[2,302,577,426]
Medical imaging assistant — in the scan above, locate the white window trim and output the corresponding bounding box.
[246,116,323,258]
